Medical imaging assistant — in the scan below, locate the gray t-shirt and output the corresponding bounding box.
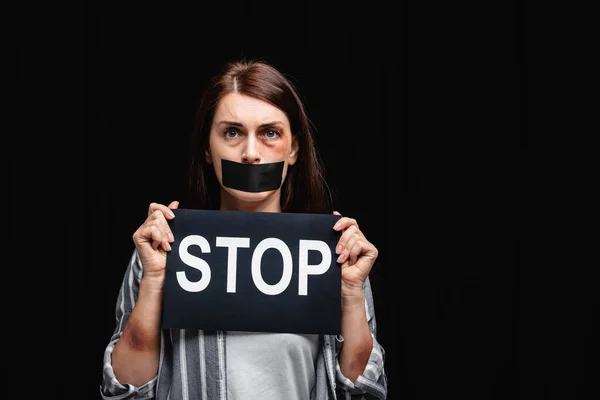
[226,331,320,400]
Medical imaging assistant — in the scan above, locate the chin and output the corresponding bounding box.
[224,187,278,203]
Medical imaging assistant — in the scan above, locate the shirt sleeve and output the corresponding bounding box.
[335,276,388,399]
[99,250,159,400]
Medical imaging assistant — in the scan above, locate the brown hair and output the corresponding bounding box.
[185,59,333,213]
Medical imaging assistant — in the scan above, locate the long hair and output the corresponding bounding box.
[185,59,333,214]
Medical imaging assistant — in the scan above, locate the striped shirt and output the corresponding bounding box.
[100,250,388,399]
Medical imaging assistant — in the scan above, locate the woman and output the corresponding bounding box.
[100,59,388,399]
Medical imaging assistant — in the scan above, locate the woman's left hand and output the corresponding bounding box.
[333,211,379,299]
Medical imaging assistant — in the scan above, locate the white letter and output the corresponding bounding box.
[177,235,211,292]
[298,240,331,295]
[251,238,293,295]
[216,236,250,293]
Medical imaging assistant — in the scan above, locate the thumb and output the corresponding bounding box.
[333,210,341,216]
[168,200,179,209]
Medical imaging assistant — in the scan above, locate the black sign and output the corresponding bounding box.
[162,209,342,334]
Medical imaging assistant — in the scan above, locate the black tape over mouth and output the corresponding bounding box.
[221,159,284,193]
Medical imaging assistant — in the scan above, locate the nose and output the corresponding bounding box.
[241,136,261,164]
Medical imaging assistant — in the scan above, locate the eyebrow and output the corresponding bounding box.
[217,120,285,128]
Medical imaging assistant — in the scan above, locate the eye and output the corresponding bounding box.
[264,128,281,139]
[224,128,240,139]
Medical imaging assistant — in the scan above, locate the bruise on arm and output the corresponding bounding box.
[351,335,373,370]
[340,332,373,382]
[121,316,160,352]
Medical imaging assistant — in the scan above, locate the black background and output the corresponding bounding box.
[13,1,592,399]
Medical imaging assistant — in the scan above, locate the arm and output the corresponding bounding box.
[339,289,372,381]
[111,274,164,386]
[100,202,178,399]
[332,213,388,398]
[336,277,387,399]
[100,251,163,399]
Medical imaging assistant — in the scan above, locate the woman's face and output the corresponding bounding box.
[206,92,298,210]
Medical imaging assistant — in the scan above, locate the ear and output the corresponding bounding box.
[288,136,299,166]
[205,149,213,164]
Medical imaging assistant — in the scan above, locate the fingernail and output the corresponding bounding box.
[168,210,175,218]
[334,222,341,230]
[336,244,342,254]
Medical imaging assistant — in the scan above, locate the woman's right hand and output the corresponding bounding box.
[132,200,179,280]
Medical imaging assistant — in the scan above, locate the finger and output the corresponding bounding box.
[161,238,172,252]
[149,210,175,244]
[141,211,174,248]
[333,216,359,232]
[136,224,171,251]
[151,224,173,252]
[350,239,379,266]
[337,231,361,264]
[335,225,362,254]
[168,200,179,209]
[148,202,176,220]
[332,211,342,230]
[346,239,365,266]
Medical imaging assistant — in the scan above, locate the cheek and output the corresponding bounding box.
[273,144,288,155]
[270,139,292,156]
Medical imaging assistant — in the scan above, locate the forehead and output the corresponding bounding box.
[214,93,289,125]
